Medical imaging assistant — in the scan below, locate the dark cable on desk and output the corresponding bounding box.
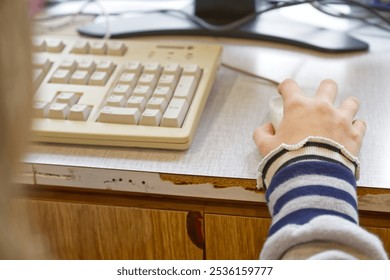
[314,0,390,32]
[35,0,308,28]
[35,0,390,35]
[159,0,390,32]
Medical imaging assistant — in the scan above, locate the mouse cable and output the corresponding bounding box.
[221,63,280,87]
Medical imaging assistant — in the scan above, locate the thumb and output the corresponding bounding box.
[253,123,275,156]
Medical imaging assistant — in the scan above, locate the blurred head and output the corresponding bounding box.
[0,0,38,259]
[0,0,33,182]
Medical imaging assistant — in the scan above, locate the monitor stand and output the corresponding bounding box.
[77,7,369,53]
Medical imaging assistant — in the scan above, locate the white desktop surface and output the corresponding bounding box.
[24,4,390,205]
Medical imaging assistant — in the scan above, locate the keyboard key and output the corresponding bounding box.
[90,41,107,55]
[96,60,116,74]
[138,73,158,87]
[32,38,47,52]
[118,73,138,88]
[48,103,70,119]
[77,60,96,73]
[59,59,77,72]
[161,98,189,127]
[89,71,109,86]
[126,96,147,111]
[139,109,162,126]
[173,75,198,102]
[98,106,141,124]
[107,41,127,56]
[132,85,153,100]
[106,95,126,107]
[124,61,143,75]
[70,70,90,85]
[146,97,168,112]
[158,74,178,89]
[56,92,79,106]
[183,64,201,79]
[33,69,46,89]
[50,69,71,84]
[45,39,65,53]
[163,63,181,76]
[33,101,50,118]
[72,40,90,54]
[143,62,162,74]
[68,104,92,121]
[111,84,132,98]
[32,55,52,73]
[153,86,173,101]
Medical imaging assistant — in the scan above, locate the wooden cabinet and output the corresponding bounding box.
[205,214,271,260]
[363,226,390,256]
[13,199,203,260]
[205,214,390,260]
[11,186,390,259]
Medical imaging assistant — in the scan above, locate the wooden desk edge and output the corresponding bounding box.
[16,162,390,214]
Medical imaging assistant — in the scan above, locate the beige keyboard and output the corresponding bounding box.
[31,36,222,150]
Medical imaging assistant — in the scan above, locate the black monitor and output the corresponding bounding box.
[77,0,369,53]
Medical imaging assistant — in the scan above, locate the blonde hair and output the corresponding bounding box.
[0,0,47,259]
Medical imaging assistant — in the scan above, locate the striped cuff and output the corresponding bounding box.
[256,136,360,190]
[266,159,358,237]
[257,138,388,260]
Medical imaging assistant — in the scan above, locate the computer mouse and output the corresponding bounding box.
[269,95,284,130]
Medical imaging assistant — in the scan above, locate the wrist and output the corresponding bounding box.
[256,136,360,190]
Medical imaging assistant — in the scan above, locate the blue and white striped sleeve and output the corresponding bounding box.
[256,137,388,260]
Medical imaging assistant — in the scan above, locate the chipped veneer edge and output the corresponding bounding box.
[26,164,265,203]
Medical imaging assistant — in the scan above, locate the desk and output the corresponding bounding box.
[16,8,390,259]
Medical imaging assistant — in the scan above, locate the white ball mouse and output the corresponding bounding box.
[269,96,284,130]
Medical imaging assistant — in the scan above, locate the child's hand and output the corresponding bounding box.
[253,79,366,157]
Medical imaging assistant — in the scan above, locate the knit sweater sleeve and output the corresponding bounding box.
[256,137,388,260]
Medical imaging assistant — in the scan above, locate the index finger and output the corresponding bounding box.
[278,79,305,103]
[315,79,338,104]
